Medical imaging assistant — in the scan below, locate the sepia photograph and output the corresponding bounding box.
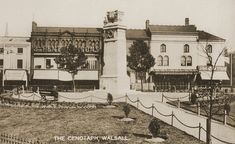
[0,0,234,143]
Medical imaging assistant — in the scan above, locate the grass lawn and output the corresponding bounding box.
[0,103,204,144]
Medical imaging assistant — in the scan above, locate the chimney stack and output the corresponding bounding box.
[146,20,150,29]
[185,18,189,26]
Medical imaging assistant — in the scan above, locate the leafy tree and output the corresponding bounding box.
[127,40,155,91]
[54,44,87,92]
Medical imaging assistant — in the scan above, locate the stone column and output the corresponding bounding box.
[100,10,130,95]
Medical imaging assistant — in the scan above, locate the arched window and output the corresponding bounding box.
[207,56,212,66]
[187,56,192,66]
[206,44,212,53]
[157,55,163,66]
[181,56,186,66]
[184,44,189,53]
[160,44,166,53]
[163,55,169,66]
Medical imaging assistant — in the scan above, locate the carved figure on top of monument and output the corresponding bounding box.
[106,10,123,24]
[107,11,118,23]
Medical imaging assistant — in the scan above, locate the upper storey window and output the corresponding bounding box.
[184,44,189,53]
[163,55,169,66]
[206,44,212,53]
[157,55,163,66]
[17,48,23,54]
[160,44,166,53]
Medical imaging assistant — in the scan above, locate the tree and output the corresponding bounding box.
[197,42,229,144]
[54,44,88,92]
[127,40,155,91]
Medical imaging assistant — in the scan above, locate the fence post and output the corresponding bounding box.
[198,122,201,140]
[161,93,164,102]
[37,87,40,95]
[22,85,25,95]
[197,102,200,116]
[152,104,154,116]
[125,94,127,104]
[224,110,227,125]
[171,111,174,126]
[177,98,180,108]
[137,97,139,109]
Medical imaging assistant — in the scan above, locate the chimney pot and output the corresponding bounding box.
[185,18,189,26]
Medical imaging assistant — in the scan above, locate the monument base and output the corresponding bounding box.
[100,74,130,95]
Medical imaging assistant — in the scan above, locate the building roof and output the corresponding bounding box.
[197,31,225,41]
[148,24,197,33]
[147,24,225,41]
[33,26,103,34]
[32,22,102,35]
[0,36,30,43]
[126,29,150,40]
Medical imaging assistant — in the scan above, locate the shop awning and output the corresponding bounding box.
[33,70,58,80]
[74,71,99,80]
[200,71,229,80]
[4,70,27,81]
[152,69,197,75]
[58,70,72,81]
[33,70,98,81]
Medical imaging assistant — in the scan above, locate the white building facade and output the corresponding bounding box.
[0,36,31,89]
[129,18,229,92]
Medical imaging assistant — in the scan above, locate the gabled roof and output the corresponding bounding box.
[126,29,150,40]
[197,31,225,41]
[148,24,197,34]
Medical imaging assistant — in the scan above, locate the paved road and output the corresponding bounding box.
[14,91,235,144]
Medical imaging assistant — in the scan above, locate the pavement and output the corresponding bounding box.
[13,90,235,144]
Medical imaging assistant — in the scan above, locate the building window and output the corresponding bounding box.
[0,59,3,68]
[157,55,163,66]
[0,48,3,54]
[207,56,212,66]
[181,56,186,66]
[184,44,189,53]
[206,44,212,53]
[160,44,166,53]
[46,59,52,69]
[17,59,23,69]
[181,56,192,66]
[17,48,23,54]
[187,56,192,66]
[163,55,169,66]
[35,65,42,69]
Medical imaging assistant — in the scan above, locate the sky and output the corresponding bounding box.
[0,0,234,51]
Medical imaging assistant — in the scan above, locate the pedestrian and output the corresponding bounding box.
[224,101,231,116]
